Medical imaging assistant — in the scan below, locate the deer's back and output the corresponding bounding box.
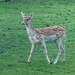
[34,26,65,37]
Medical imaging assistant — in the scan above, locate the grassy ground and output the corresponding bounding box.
[0,1,75,75]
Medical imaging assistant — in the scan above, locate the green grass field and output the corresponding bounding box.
[0,1,75,75]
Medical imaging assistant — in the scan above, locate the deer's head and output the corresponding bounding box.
[21,12,34,25]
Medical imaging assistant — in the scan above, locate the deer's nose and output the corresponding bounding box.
[21,22,25,25]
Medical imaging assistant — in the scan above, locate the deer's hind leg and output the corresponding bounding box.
[60,43,65,62]
[54,39,62,64]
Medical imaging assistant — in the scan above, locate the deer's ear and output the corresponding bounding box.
[21,12,25,17]
[30,13,34,18]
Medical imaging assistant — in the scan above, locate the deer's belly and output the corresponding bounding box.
[29,35,57,43]
[44,35,57,42]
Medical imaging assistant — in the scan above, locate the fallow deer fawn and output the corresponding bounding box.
[21,12,66,64]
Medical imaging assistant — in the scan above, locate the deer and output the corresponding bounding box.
[21,12,66,64]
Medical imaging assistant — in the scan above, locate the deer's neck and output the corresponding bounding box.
[26,21,35,36]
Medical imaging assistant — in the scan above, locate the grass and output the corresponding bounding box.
[0,1,75,75]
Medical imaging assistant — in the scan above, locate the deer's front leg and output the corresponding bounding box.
[42,42,50,64]
[27,43,36,62]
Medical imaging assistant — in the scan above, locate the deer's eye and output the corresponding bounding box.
[26,18,30,21]
[26,18,29,20]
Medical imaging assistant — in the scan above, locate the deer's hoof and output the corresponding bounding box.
[27,59,30,62]
[50,62,53,64]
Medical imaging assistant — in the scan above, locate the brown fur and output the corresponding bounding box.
[34,26,65,37]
